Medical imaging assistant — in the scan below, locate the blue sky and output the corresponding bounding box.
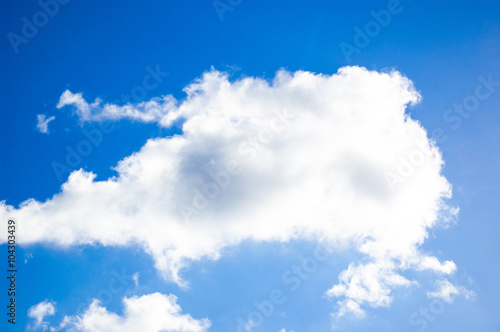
[1,0,499,331]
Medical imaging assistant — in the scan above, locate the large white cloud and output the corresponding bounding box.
[1,66,467,316]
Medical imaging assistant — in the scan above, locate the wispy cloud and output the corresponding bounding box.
[27,300,56,331]
[36,114,55,134]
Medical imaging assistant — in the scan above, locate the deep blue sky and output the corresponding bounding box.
[1,1,499,331]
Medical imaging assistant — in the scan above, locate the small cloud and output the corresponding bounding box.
[3,67,463,318]
[132,272,139,287]
[28,300,56,330]
[427,279,475,303]
[36,114,56,134]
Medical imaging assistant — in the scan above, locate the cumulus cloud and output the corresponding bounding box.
[36,293,209,332]
[56,90,176,124]
[36,114,56,134]
[1,66,465,316]
[28,300,56,330]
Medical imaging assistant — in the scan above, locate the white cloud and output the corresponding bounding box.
[56,90,176,124]
[55,293,209,332]
[327,259,416,317]
[132,272,139,287]
[427,279,475,303]
[1,66,465,316]
[28,300,56,330]
[36,114,56,134]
